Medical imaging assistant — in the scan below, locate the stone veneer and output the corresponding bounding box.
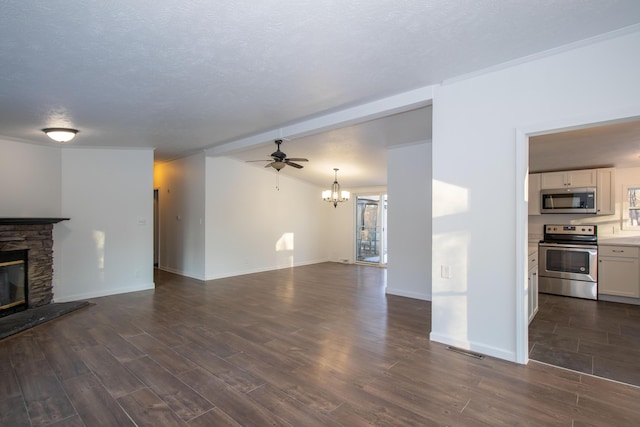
[0,219,68,308]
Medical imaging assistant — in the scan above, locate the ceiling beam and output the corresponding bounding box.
[205,85,435,156]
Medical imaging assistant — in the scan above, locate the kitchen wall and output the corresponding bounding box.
[431,27,640,362]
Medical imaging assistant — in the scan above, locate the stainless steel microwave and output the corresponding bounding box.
[540,187,596,214]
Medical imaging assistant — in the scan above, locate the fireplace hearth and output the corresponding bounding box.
[0,249,28,318]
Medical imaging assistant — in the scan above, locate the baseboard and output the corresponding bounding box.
[203,258,331,281]
[53,282,155,303]
[157,266,205,281]
[598,294,640,306]
[385,287,431,301]
[429,331,517,363]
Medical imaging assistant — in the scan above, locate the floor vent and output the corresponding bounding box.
[446,346,485,360]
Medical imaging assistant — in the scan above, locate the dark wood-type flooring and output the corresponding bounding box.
[2,263,640,426]
[529,292,640,387]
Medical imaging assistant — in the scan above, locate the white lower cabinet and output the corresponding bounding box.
[598,245,640,298]
[528,252,539,323]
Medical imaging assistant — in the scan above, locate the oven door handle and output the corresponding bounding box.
[539,243,598,250]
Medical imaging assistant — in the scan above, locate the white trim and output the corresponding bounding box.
[53,282,155,302]
[386,287,431,301]
[386,138,433,152]
[515,128,529,365]
[158,266,205,281]
[429,332,516,362]
[203,258,331,281]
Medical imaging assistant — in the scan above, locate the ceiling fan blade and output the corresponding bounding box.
[247,159,271,163]
[285,158,308,162]
[286,161,304,169]
[264,162,275,168]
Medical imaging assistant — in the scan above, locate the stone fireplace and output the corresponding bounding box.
[0,218,69,318]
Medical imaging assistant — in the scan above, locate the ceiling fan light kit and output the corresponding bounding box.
[247,139,309,171]
[42,128,78,143]
[270,161,286,171]
[323,168,350,208]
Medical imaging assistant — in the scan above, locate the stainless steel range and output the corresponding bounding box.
[538,224,598,300]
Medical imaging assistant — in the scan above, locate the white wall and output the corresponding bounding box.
[387,141,432,300]
[154,153,206,279]
[431,29,640,361]
[325,196,355,264]
[204,157,330,279]
[0,139,61,217]
[54,148,155,301]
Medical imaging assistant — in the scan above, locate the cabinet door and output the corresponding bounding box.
[599,256,640,298]
[528,173,541,216]
[567,169,597,187]
[540,172,567,189]
[596,168,615,215]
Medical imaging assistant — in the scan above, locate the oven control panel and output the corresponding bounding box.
[544,224,596,236]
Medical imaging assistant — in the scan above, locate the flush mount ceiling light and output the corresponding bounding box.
[42,128,78,143]
[322,168,350,208]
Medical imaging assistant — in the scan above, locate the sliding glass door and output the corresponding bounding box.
[355,194,387,266]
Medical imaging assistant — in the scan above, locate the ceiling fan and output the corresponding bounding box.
[247,139,308,171]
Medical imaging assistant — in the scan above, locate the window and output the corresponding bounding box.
[355,194,387,265]
[622,185,640,230]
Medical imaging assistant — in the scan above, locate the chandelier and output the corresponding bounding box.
[322,168,350,208]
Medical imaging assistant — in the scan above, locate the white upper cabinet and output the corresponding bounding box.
[596,168,615,215]
[540,169,597,189]
[533,168,615,216]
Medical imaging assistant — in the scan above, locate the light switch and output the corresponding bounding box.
[441,265,452,279]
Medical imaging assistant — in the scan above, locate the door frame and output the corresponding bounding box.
[515,109,640,364]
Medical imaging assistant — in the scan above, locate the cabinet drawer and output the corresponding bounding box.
[598,245,639,258]
[528,252,538,270]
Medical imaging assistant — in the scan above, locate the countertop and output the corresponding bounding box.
[598,236,640,247]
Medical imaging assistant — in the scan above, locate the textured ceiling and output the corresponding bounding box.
[530,119,640,173]
[1,1,640,186]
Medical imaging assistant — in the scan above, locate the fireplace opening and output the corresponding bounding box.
[0,249,28,318]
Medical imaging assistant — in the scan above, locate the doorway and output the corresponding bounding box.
[524,119,640,386]
[153,188,159,267]
[355,194,387,266]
